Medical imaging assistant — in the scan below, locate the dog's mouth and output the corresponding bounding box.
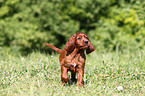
[79,45,88,49]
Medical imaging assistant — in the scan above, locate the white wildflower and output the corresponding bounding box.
[117,86,123,91]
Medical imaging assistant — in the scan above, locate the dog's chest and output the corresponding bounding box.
[72,53,85,65]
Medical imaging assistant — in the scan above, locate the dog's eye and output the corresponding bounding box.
[85,37,88,39]
[78,37,81,40]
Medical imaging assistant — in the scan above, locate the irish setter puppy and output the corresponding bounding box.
[45,32,94,86]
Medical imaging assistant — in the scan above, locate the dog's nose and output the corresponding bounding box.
[84,41,88,44]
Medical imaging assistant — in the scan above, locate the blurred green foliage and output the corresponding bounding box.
[0,0,145,54]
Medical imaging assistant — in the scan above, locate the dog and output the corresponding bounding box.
[45,32,94,86]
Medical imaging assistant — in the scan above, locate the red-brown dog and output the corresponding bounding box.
[45,32,94,86]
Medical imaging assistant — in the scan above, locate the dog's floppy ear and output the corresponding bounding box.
[65,34,77,52]
[86,42,95,54]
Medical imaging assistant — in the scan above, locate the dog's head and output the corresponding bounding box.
[65,32,95,54]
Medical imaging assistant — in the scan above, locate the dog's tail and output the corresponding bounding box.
[44,43,61,54]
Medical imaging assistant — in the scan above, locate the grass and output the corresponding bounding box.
[0,48,145,96]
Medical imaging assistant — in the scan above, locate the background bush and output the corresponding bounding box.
[0,0,145,54]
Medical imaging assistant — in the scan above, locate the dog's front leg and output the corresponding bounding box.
[61,66,69,85]
[76,66,84,86]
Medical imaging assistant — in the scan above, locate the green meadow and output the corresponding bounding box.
[0,49,145,96]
